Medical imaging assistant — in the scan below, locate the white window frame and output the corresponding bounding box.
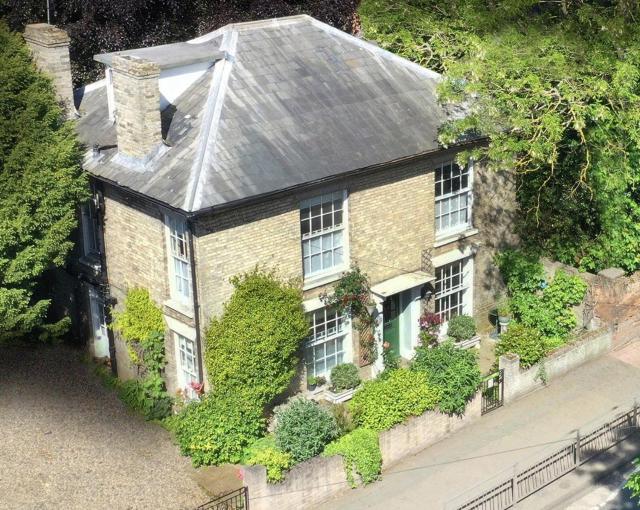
[304,307,352,380]
[434,255,474,323]
[435,160,473,239]
[164,214,192,307]
[300,190,349,282]
[174,332,200,400]
[80,202,100,257]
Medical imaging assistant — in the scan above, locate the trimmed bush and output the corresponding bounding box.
[324,428,381,486]
[173,391,265,467]
[495,323,547,368]
[205,268,308,405]
[447,315,476,342]
[412,340,482,415]
[274,398,339,463]
[330,363,361,392]
[349,369,441,431]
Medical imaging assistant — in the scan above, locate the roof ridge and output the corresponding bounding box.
[183,29,238,212]
[189,14,311,44]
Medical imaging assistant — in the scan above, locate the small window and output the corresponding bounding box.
[435,257,472,321]
[435,162,472,236]
[176,333,199,399]
[80,202,100,256]
[166,215,192,304]
[300,191,346,278]
[305,308,348,379]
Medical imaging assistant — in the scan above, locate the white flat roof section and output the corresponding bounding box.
[371,272,434,298]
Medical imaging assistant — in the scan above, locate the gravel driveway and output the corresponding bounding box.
[0,344,208,510]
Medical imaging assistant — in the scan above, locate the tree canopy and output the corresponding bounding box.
[360,0,640,273]
[0,23,87,341]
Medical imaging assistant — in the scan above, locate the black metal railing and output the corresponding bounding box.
[196,487,248,510]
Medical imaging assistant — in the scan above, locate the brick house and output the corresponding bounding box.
[25,16,517,397]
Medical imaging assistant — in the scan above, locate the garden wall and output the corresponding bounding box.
[499,327,612,404]
[242,394,483,510]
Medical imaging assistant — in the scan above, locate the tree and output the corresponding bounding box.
[1,0,360,86]
[360,0,640,273]
[0,23,87,342]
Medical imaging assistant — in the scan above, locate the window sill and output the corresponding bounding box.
[434,228,479,248]
[163,299,194,320]
[302,269,344,291]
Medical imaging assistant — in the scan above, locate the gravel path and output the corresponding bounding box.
[0,344,208,510]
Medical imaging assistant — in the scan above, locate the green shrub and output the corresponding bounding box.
[330,402,357,436]
[330,363,361,392]
[205,268,308,405]
[245,446,293,483]
[349,369,441,431]
[494,250,546,294]
[119,378,173,421]
[173,391,265,467]
[495,323,547,368]
[412,340,482,415]
[274,398,339,463]
[446,315,476,342]
[323,428,381,487]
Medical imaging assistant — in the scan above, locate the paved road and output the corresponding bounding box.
[316,342,640,510]
[0,344,207,510]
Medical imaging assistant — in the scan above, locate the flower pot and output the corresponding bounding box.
[324,387,358,404]
[498,316,510,334]
[457,334,481,350]
[307,383,317,391]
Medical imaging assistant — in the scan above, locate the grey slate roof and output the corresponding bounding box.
[76,15,452,213]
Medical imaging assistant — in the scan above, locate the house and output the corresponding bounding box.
[24,16,517,398]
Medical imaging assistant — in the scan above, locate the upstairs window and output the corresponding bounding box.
[435,162,472,236]
[80,202,100,257]
[300,191,346,278]
[165,215,192,304]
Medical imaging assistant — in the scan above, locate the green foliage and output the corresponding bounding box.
[111,289,170,419]
[494,251,546,295]
[245,442,293,483]
[381,343,400,373]
[625,458,640,504]
[0,23,87,341]
[330,402,357,436]
[205,268,307,405]
[173,391,266,467]
[274,398,339,463]
[349,369,441,431]
[360,0,640,273]
[324,428,382,487]
[446,315,477,342]
[330,363,361,392]
[495,323,547,369]
[412,340,482,415]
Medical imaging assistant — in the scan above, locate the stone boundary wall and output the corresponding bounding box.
[242,394,483,509]
[499,328,612,404]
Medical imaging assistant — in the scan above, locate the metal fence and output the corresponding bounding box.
[195,487,248,510]
[446,401,640,510]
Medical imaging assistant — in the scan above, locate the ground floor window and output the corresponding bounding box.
[435,257,473,321]
[305,308,348,379]
[175,333,199,399]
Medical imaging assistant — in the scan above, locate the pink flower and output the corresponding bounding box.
[188,381,205,396]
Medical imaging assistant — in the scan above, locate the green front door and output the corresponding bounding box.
[383,294,401,357]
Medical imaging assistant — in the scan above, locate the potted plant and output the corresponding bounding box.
[447,314,480,349]
[497,297,511,334]
[418,311,443,347]
[307,375,318,391]
[324,363,361,404]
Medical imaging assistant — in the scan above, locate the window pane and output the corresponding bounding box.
[311,254,322,272]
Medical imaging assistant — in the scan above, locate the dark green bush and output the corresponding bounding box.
[173,391,265,467]
[274,398,339,463]
[494,250,546,294]
[495,323,547,368]
[330,363,361,392]
[446,315,477,342]
[411,340,482,415]
[205,268,307,405]
[349,369,441,431]
[323,428,381,486]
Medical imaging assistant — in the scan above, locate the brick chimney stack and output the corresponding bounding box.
[23,23,75,114]
[111,55,162,163]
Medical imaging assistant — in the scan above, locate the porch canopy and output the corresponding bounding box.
[370,271,434,299]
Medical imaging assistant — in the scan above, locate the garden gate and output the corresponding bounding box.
[481,369,504,415]
[195,487,248,510]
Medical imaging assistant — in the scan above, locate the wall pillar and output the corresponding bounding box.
[499,353,521,404]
